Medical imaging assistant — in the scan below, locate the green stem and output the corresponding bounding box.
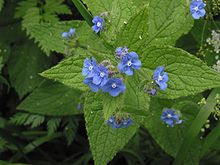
[173,88,220,165]
[71,0,93,26]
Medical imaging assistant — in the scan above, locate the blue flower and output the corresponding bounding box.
[102,78,126,97]
[115,47,129,58]
[92,65,109,87]
[62,32,69,38]
[68,28,76,37]
[82,57,97,77]
[153,66,169,90]
[107,116,133,128]
[84,77,99,92]
[62,28,76,39]
[118,52,142,76]
[161,109,183,127]
[190,0,206,19]
[92,16,104,33]
[149,89,157,96]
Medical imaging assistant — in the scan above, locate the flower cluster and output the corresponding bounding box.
[213,60,220,73]
[161,109,183,127]
[92,16,104,33]
[207,30,220,54]
[107,115,133,129]
[82,47,141,97]
[190,0,206,19]
[82,57,126,97]
[62,28,76,39]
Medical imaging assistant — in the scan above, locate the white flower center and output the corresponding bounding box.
[158,75,163,81]
[100,72,105,78]
[194,6,199,12]
[127,61,132,66]
[112,83,117,88]
[97,22,102,27]
[89,66,93,71]
[167,114,172,118]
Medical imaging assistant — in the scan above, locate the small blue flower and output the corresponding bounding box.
[190,0,206,19]
[92,16,104,33]
[118,52,142,76]
[92,65,109,87]
[115,47,129,58]
[121,118,133,128]
[84,77,99,92]
[161,109,183,127]
[68,28,76,37]
[102,78,126,97]
[62,28,76,39]
[107,116,133,128]
[153,66,169,90]
[149,89,157,96]
[62,32,69,38]
[82,57,97,77]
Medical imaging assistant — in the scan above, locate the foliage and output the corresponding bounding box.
[0,0,220,165]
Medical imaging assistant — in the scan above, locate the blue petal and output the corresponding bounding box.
[118,62,125,72]
[82,68,88,76]
[125,68,134,76]
[132,60,142,70]
[162,72,169,83]
[159,82,168,90]
[110,89,120,97]
[129,52,138,59]
[93,75,102,85]
[62,32,68,38]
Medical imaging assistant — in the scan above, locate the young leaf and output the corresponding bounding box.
[141,46,220,99]
[84,92,139,165]
[8,41,51,98]
[41,47,113,91]
[47,118,61,135]
[17,81,81,116]
[117,0,193,52]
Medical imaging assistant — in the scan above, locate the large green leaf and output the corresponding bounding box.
[8,41,51,98]
[141,46,220,99]
[41,47,113,91]
[84,92,139,165]
[117,0,193,51]
[82,0,137,44]
[143,97,201,158]
[17,81,81,116]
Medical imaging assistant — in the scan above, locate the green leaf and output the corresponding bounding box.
[143,97,200,158]
[23,21,83,55]
[141,46,220,99]
[17,81,81,116]
[82,0,137,44]
[0,0,4,12]
[63,117,78,145]
[47,118,61,135]
[41,47,112,91]
[117,0,193,51]
[174,88,220,165]
[8,41,51,98]
[84,92,139,165]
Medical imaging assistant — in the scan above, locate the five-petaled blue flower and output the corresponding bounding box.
[161,109,183,127]
[153,66,169,90]
[107,116,133,128]
[115,47,129,58]
[190,0,206,19]
[118,52,142,76]
[92,65,109,87]
[82,57,97,77]
[62,28,76,39]
[102,78,126,97]
[92,16,104,33]
[84,77,100,92]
